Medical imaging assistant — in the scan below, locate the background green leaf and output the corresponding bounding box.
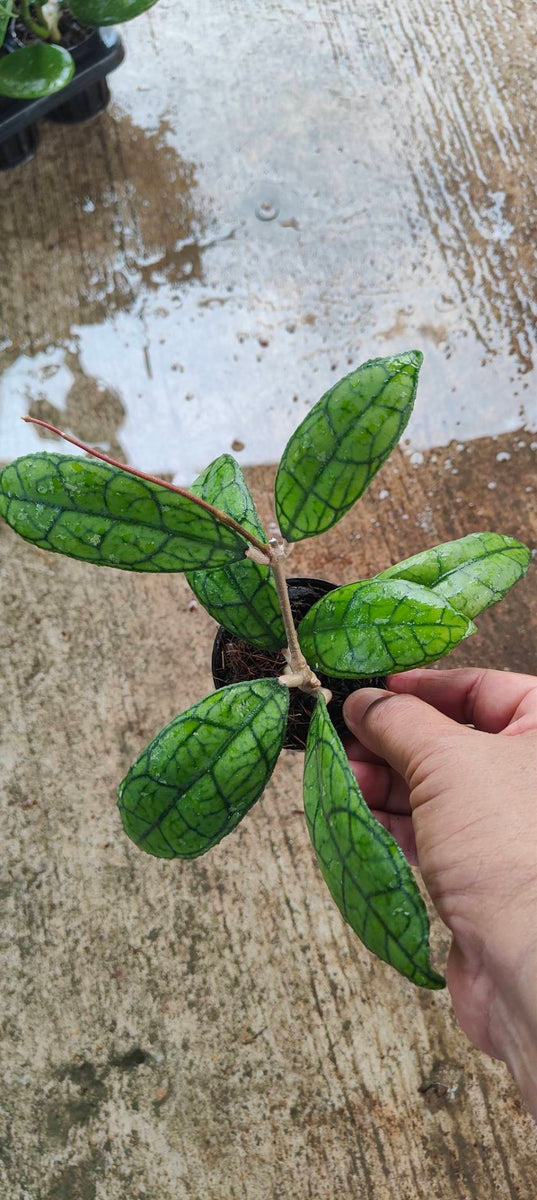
[0,0,14,50]
[0,43,74,99]
[376,531,531,619]
[0,453,250,573]
[274,351,422,542]
[303,696,444,988]
[68,0,158,25]
[187,455,285,650]
[117,679,289,859]
[298,578,475,678]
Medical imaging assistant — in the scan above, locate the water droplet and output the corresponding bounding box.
[255,200,279,222]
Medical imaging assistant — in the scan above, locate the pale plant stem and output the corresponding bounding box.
[269,545,308,673]
[21,416,270,558]
[41,0,62,41]
[269,541,331,700]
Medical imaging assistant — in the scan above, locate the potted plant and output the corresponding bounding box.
[0,351,530,990]
[0,0,159,168]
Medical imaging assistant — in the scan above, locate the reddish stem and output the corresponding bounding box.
[21,416,269,557]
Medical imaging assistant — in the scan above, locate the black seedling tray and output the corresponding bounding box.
[0,28,125,170]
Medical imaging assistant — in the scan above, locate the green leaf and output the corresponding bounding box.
[117,679,289,859]
[186,455,285,650]
[274,351,422,542]
[376,531,531,619]
[0,43,74,99]
[298,578,475,678]
[68,0,158,25]
[0,1,14,49]
[304,696,444,988]
[190,454,266,542]
[0,453,250,573]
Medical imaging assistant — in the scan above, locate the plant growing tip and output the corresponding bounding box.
[2,350,531,991]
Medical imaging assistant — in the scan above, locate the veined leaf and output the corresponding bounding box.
[274,351,422,542]
[298,579,475,678]
[304,696,444,989]
[68,0,158,25]
[0,43,74,99]
[117,679,289,859]
[191,454,267,540]
[187,455,285,650]
[376,531,531,619]
[0,453,251,573]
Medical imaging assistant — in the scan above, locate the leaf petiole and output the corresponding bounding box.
[19,0,50,38]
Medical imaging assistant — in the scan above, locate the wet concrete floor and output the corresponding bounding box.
[1,1,536,1197]
[2,0,537,476]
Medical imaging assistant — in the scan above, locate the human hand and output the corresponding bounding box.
[343,668,537,1115]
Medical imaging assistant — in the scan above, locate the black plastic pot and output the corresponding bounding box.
[0,27,125,170]
[211,576,386,751]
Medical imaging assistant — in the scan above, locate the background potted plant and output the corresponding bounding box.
[0,0,159,168]
[0,351,530,991]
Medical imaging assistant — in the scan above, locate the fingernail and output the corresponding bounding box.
[343,688,391,730]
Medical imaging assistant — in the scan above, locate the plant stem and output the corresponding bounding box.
[19,0,49,38]
[269,543,308,673]
[21,416,270,559]
[269,540,330,699]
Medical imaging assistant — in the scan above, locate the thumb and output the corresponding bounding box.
[343,686,472,789]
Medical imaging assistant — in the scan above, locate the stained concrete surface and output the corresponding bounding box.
[1,1,537,1197]
[2,0,537,476]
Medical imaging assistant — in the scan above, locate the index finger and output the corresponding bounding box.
[387,667,537,733]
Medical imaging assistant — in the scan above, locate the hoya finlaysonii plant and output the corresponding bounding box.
[0,0,158,100]
[0,351,530,990]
